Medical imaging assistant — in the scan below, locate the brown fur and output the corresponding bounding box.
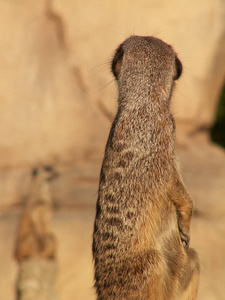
[92,36,200,299]
[15,165,57,261]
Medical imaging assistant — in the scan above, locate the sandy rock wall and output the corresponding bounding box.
[0,1,225,299]
[1,0,225,206]
[1,0,224,171]
[0,0,107,170]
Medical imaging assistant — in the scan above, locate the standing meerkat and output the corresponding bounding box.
[92,36,200,300]
[15,165,57,261]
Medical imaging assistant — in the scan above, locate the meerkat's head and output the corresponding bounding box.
[112,36,182,89]
[32,164,58,181]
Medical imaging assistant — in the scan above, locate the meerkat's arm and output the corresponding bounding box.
[168,177,193,248]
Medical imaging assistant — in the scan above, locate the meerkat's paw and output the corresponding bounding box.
[180,230,190,249]
[178,222,190,249]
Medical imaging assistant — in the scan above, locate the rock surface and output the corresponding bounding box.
[0,0,224,170]
[0,0,225,299]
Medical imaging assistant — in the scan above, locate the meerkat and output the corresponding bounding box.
[92,36,200,300]
[15,165,57,261]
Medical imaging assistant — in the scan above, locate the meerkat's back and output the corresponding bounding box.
[92,36,199,300]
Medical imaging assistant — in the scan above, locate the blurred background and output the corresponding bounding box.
[0,0,225,299]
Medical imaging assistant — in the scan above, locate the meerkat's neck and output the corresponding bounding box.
[117,79,174,119]
[111,78,176,157]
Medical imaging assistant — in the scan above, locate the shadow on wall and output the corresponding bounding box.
[211,83,225,148]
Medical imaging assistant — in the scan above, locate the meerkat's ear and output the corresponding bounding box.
[174,55,182,80]
[112,44,124,79]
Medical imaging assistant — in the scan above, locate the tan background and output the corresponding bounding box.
[0,0,225,299]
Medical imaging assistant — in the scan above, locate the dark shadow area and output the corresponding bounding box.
[211,83,225,148]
